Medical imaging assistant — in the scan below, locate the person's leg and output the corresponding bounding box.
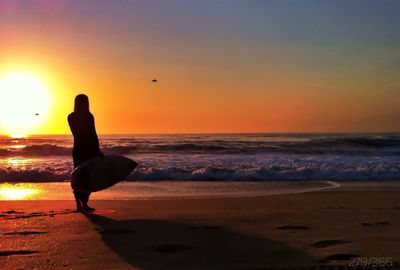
[79,168,94,212]
[73,191,84,212]
[73,191,95,213]
[73,165,94,212]
[73,156,95,213]
[73,158,83,211]
[81,192,95,212]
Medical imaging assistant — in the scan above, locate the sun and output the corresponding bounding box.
[0,71,52,137]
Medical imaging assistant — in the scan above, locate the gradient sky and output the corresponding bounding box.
[0,0,399,134]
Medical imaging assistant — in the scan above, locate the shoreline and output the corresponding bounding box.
[1,180,400,201]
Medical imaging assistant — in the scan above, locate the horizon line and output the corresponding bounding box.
[1,131,399,137]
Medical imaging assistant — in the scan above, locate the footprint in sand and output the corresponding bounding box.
[189,225,221,230]
[3,209,76,219]
[95,228,135,234]
[276,225,310,230]
[153,244,193,253]
[321,206,356,210]
[319,253,359,263]
[3,231,48,236]
[361,221,390,227]
[2,210,25,214]
[0,250,39,256]
[310,239,351,248]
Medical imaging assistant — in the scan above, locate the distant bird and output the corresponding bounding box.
[151,79,158,83]
[35,113,39,116]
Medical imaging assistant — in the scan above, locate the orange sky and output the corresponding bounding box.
[0,1,399,135]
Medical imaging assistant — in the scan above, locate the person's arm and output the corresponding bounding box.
[67,114,77,137]
[90,114,104,159]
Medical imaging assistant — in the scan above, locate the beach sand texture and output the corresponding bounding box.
[0,186,399,269]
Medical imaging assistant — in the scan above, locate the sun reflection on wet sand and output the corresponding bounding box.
[0,183,41,200]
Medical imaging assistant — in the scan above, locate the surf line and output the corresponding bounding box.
[289,180,341,195]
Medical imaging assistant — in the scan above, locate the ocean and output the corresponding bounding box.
[0,133,399,182]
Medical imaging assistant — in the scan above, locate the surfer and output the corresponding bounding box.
[68,94,104,213]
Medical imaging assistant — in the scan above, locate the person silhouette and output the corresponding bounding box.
[68,94,104,213]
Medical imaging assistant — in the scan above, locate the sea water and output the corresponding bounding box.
[0,133,399,182]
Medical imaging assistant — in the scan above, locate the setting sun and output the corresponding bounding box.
[0,71,52,137]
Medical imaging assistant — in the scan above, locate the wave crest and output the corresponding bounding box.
[1,134,400,157]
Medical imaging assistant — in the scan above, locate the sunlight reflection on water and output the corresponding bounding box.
[0,183,41,200]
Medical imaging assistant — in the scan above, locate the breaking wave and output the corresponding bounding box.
[0,133,399,182]
[0,154,399,182]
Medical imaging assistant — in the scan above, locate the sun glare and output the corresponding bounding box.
[0,71,52,137]
[0,183,40,200]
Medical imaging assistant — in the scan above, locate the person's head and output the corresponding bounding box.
[74,94,90,113]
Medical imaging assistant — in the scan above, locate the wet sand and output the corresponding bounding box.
[0,180,339,200]
[0,182,399,269]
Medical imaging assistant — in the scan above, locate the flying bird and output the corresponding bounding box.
[35,113,39,116]
[151,79,158,83]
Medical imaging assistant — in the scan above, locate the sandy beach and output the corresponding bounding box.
[1,0,399,268]
[0,181,399,270]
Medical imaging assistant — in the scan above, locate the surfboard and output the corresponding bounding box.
[71,155,138,192]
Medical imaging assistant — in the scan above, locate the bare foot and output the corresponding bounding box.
[83,204,95,212]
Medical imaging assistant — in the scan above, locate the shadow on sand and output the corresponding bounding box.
[87,214,317,269]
